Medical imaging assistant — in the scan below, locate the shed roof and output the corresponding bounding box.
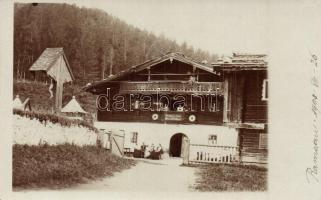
[61,96,86,114]
[29,47,75,80]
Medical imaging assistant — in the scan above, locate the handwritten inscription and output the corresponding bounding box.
[306,53,320,183]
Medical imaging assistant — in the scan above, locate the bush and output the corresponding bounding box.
[13,144,136,189]
[13,109,98,132]
[13,80,97,123]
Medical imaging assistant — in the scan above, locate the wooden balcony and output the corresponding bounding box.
[119,81,224,95]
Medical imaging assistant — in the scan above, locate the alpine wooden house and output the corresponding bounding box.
[84,52,268,164]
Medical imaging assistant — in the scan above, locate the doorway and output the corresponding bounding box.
[169,133,188,157]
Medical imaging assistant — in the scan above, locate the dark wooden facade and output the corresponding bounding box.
[216,53,268,164]
[243,71,268,123]
[239,128,268,164]
[85,53,224,125]
[223,71,267,124]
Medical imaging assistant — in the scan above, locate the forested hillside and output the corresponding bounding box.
[14,3,218,84]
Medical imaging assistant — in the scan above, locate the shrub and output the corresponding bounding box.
[13,109,98,132]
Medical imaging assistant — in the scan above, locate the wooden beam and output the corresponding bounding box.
[223,77,229,123]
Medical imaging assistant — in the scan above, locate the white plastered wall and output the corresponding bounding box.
[94,122,238,152]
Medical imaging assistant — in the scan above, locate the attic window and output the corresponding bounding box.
[262,79,268,101]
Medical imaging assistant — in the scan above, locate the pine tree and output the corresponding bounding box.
[14,3,218,83]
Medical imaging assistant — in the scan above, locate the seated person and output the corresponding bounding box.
[144,145,151,158]
[156,144,163,153]
[155,144,164,159]
[140,143,146,150]
[133,143,143,158]
[150,144,155,152]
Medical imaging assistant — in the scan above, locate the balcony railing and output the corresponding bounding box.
[119,81,224,95]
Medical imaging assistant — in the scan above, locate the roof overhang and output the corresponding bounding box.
[213,63,267,72]
[83,52,217,93]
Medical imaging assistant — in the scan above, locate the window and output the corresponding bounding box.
[262,79,268,101]
[131,132,138,144]
[259,133,268,149]
[208,135,217,145]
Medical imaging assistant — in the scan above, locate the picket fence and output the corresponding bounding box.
[187,144,239,164]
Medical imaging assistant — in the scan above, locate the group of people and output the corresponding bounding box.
[133,143,164,160]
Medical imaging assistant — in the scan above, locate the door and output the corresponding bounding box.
[111,132,125,157]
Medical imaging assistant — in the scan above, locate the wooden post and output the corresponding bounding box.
[55,81,63,112]
[110,132,114,153]
[182,137,190,165]
[223,75,230,123]
[55,56,63,113]
[236,74,245,122]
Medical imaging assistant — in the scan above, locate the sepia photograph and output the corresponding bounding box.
[1,0,320,199]
[11,1,268,193]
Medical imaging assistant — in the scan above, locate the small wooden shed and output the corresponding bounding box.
[29,48,74,112]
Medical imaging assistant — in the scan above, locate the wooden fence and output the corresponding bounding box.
[185,143,239,164]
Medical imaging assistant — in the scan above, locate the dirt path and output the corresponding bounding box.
[68,158,197,192]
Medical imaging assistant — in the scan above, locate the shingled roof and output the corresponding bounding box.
[29,47,75,80]
[212,53,267,71]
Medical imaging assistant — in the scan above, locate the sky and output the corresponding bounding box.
[71,0,268,56]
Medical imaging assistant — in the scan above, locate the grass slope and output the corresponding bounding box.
[13,80,97,116]
[193,164,267,191]
[13,144,136,189]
